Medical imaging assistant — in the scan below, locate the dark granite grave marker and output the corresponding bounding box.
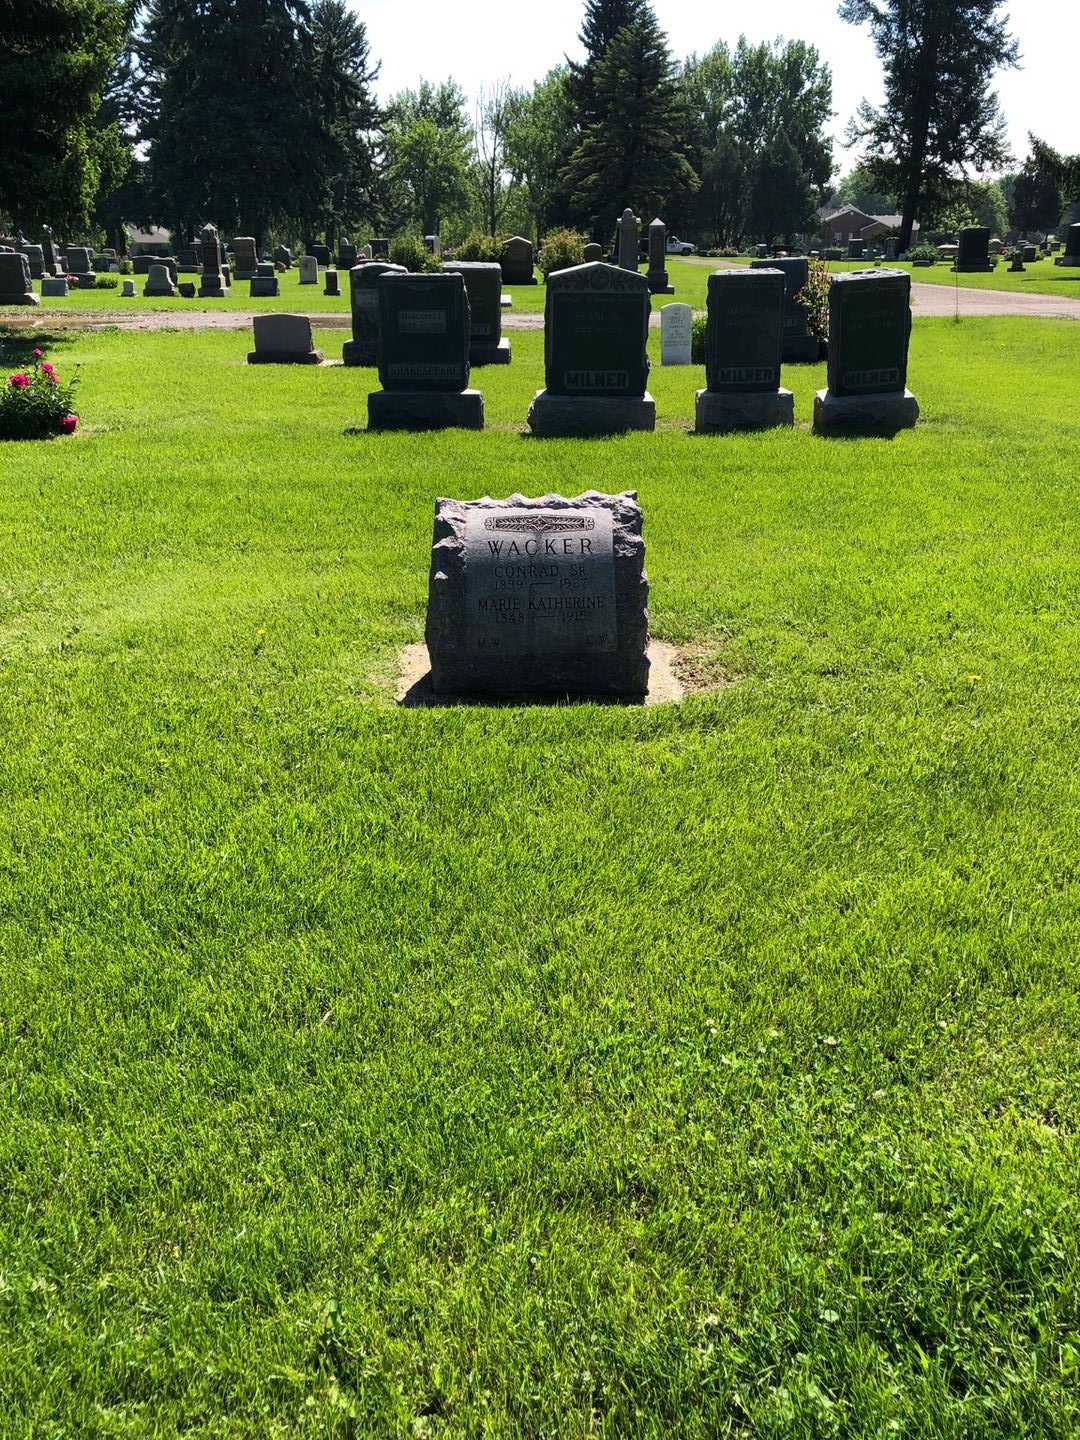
[955,227,992,272]
[425,491,648,698]
[198,224,226,297]
[371,237,390,259]
[1055,224,1080,266]
[527,262,654,434]
[367,272,483,430]
[500,236,536,284]
[0,251,39,305]
[249,261,279,297]
[617,208,640,271]
[343,261,406,366]
[848,238,865,258]
[750,255,819,361]
[814,268,918,431]
[311,243,331,268]
[696,268,792,431]
[232,237,258,279]
[441,261,509,364]
[646,217,674,294]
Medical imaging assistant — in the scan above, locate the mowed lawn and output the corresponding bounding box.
[0,318,1077,1438]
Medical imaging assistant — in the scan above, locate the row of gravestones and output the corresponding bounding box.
[244,260,916,437]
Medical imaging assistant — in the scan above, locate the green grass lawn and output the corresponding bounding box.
[811,256,1080,296]
[1,318,1078,1437]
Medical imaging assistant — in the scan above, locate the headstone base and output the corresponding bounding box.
[198,279,226,297]
[250,278,280,297]
[470,339,511,366]
[368,388,484,431]
[504,276,537,285]
[647,271,674,294]
[144,285,177,297]
[695,388,794,432]
[76,275,96,289]
[952,261,993,272]
[782,335,822,362]
[813,388,918,433]
[247,346,324,365]
[178,282,196,298]
[1,291,39,306]
[1054,255,1080,267]
[342,339,376,367]
[527,390,656,437]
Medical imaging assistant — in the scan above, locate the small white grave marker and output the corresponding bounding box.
[660,303,693,365]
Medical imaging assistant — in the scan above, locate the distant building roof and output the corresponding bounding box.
[125,223,171,246]
[819,205,919,234]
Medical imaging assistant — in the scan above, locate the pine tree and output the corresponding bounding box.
[0,0,133,235]
[562,8,697,240]
[840,0,1018,250]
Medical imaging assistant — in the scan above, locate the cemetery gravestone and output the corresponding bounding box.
[646,218,674,294]
[178,281,196,298]
[311,243,331,268]
[232,237,258,280]
[696,268,792,431]
[423,235,442,259]
[198,224,227,297]
[1009,253,1025,272]
[814,268,918,432]
[1022,244,1037,263]
[617,208,640,271]
[176,246,202,272]
[659,303,692,365]
[324,269,341,297]
[19,244,45,279]
[0,252,39,305]
[989,237,1003,255]
[441,261,510,365]
[298,255,318,285]
[360,244,372,260]
[342,261,406,366]
[367,272,483,431]
[371,237,390,259]
[41,276,69,298]
[337,239,357,269]
[247,313,324,365]
[884,237,899,259]
[954,227,992,272]
[848,238,865,258]
[250,261,279,297]
[273,245,293,268]
[527,261,654,436]
[425,490,649,699]
[500,236,536,285]
[121,278,136,296]
[133,255,153,274]
[144,262,178,297]
[1055,224,1080,265]
[583,242,603,263]
[67,247,96,288]
[750,256,819,362]
[42,228,63,276]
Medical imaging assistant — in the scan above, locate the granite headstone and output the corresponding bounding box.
[696,268,792,431]
[367,271,483,430]
[814,268,918,431]
[342,261,406,366]
[441,261,509,364]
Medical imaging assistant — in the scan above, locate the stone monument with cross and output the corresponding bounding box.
[198,224,226,297]
[617,208,640,272]
[646,218,674,294]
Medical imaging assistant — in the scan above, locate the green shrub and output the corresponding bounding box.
[692,313,706,364]
[94,274,118,290]
[454,230,505,262]
[119,259,133,275]
[388,235,440,273]
[795,258,830,344]
[908,243,940,262]
[538,228,586,278]
[0,349,80,440]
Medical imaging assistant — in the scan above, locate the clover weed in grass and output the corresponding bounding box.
[0,318,1077,1437]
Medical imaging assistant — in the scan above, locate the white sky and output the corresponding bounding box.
[356,0,1078,175]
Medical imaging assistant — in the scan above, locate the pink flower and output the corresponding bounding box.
[32,347,43,359]
[59,414,78,434]
[41,362,55,377]
[9,373,29,388]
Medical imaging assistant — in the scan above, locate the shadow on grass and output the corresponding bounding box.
[0,330,79,363]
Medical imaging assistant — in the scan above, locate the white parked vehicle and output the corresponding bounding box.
[666,236,695,255]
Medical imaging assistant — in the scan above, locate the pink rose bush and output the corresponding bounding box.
[0,350,79,439]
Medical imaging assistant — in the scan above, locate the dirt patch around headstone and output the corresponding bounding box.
[394,638,732,707]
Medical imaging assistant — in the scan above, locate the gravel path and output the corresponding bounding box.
[5,282,1080,332]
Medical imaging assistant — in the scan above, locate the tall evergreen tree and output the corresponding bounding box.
[0,0,134,235]
[840,0,1019,250]
[563,8,697,240]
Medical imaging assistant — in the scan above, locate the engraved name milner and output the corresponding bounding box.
[464,510,617,655]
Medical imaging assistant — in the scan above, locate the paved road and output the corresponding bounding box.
[5,282,1080,332]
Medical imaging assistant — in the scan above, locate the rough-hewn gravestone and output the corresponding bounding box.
[247,313,324,365]
[527,262,654,436]
[660,303,692,365]
[41,276,69,298]
[646,217,673,294]
[814,268,918,432]
[298,255,317,285]
[426,491,648,699]
[696,268,792,431]
[198,224,227,297]
[250,261,279,297]
[617,208,640,271]
[232,237,258,279]
[0,252,39,305]
[178,281,196,298]
[749,255,819,362]
[441,261,509,365]
[955,227,992,272]
[143,262,177,297]
[1055,224,1080,266]
[500,236,536,285]
[273,244,293,268]
[342,261,406,366]
[583,242,603,263]
[324,268,341,297]
[367,272,483,431]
